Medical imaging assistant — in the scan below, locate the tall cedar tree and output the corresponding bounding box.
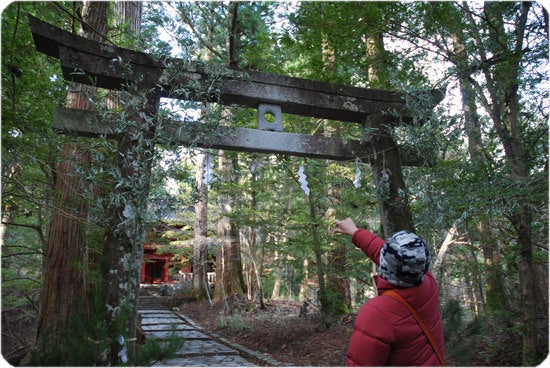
[34,1,109,356]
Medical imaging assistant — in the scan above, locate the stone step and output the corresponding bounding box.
[138,296,172,310]
[137,308,284,367]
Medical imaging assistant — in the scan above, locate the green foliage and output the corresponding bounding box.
[217,305,309,333]
[2,2,548,366]
[441,300,545,366]
[217,313,253,331]
[130,332,185,367]
[27,314,185,366]
[2,2,68,344]
[444,310,531,366]
[441,299,463,340]
[25,270,184,366]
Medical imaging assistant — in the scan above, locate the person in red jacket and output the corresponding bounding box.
[334,218,445,366]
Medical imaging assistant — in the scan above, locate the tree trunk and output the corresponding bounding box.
[0,162,20,248]
[370,128,415,236]
[467,2,539,362]
[306,188,330,326]
[36,145,90,339]
[113,1,142,33]
[364,29,414,236]
[271,250,284,300]
[452,31,508,312]
[272,185,294,300]
[325,171,351,315]
[325,156,351,315]
[214,151,245,303]
[245,226,266,308]
[322,34,351,315]
[246,167,266,308]
[193,150,211,302]
[191,3,216,301]
[32,2,109,361]
[299,258,311,302]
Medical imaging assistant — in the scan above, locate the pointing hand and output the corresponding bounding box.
[333,218,358,236]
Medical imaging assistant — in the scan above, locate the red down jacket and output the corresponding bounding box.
[346,228,445,366]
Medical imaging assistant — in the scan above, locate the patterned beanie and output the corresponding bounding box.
[379,230,431,288]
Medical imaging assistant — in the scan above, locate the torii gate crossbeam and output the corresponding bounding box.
[28,15,443,166]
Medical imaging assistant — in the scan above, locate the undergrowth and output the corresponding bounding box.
[442,299,547,366]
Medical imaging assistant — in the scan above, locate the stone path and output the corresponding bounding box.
[138,308,283,367]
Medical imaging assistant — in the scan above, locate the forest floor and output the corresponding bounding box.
[177,296,354,366]
[1,306,37,366]
[2,295,354,366]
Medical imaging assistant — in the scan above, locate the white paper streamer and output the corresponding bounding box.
[203,153,214,187]
[118,335,128,363]
[354,157,362,189]
[298,165,310,196]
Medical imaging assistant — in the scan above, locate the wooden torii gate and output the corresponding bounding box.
[29,15,443,164]
[28,14,443,346]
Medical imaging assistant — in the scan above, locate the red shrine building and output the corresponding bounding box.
[141,244,174,284]
[140,215,191,284]
[140,212,209,285]
[141,243,193,284]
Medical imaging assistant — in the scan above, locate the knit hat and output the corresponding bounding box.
[379,230,430,288]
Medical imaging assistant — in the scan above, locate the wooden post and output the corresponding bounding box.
[370,126,415,236]
[101,92,158,363]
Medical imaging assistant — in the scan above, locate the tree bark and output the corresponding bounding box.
[452,31,508,312]
[36,146,90,339]
[245,227,266,308]
[33,1,109,358]
[246,165,266,308]
[214,151,246,303]
[271,250,284,300]
[475,3,538,362]
[193,150,211,301]
[325,161,351,315]
[322,33,351,315]
[272,185,294,300]
[364,28,414,236]
[213,4,247,305]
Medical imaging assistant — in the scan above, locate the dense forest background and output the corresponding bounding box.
[1,1,548,366]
